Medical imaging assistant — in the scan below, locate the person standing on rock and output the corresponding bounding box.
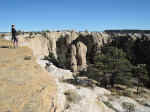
[11,24,18,48]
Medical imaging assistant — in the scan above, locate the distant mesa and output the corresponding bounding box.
[104,29,150,34]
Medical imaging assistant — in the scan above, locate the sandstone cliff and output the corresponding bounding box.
[18,31,111,72]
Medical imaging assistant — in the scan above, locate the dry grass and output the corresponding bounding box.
[0,38,57,112]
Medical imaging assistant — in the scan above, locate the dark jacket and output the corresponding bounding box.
[12,28,16,38]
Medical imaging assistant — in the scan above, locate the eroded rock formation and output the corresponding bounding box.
[18,31,110,72]
[76,41,87,71]
[18,30,150,72]
[70,44,78,72]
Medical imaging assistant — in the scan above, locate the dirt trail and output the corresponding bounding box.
[0,39,57,112]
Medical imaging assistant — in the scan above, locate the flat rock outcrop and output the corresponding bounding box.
[0,39,57,112]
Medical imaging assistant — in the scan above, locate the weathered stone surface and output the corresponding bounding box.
[109,96,150,112]
[76,41,87,71]
[46,33,57,58]
[70,55,78,72]
[0,39,57,112]
[17,31,110,72]
[63,87,114,112]
[46,63,73,81]
[19,36,49,58]
[65,34,72,47]
[70,44,77,72]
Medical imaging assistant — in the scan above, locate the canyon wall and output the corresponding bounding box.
[18,31,150,72]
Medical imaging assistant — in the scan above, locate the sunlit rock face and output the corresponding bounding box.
[16,30,150,72]
[17,31,111,72]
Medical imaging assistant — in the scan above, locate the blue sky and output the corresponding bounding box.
[0,0,150,32]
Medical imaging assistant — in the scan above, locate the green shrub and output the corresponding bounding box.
[24,56,32,60]
[29,32,33,37]
[122,102,135,112]
[16,30,22,36]
[122,91,133,97]
[41,31,47,38]
[143,103,150,107]
[44,52,60,67]
[94,46,133,88]
[64,89,81,103]
[0,34,6,38]
[103,101,119,112]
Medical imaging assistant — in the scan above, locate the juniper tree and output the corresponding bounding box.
[133,64,149,95]
[94,46,133,88]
